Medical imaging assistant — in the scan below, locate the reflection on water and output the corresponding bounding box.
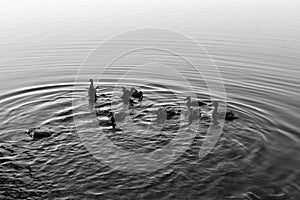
[1,17,300,200]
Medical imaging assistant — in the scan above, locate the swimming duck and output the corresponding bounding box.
[225,111,238,121]
[26,127,53,139]
[185,96,206,108]
[130,87,143,100]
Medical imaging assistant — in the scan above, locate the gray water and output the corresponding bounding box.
[0,1,300,199]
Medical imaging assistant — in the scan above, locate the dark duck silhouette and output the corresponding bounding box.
[225,111,238,121]
[88,79,97,102]
[185,96,206,108]
[130,87,143,100]
[26,127,54,139]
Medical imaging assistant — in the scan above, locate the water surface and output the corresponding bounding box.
[0,1,299,199]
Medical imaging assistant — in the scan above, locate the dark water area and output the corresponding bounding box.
[1,1,300,200]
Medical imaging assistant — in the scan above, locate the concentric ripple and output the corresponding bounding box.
[0,34,299,199]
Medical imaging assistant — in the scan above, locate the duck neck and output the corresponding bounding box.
[90,82,94,90]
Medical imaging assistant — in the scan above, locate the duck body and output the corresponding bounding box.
[130,88,143,100]
[185,96,206,108]
[26,127,53,139]
[225,111,238,121]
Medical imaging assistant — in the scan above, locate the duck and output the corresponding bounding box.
[225,111,238,121]
[130,87,143,100]
[25,127,53,139]
[185,96,206,108]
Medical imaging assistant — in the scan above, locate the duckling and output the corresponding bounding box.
[26,127,53,139]
[225,111,238,121]
[185,96,206,108]
[130,87,143,100]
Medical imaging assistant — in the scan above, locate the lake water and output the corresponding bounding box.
[0,1,299,199]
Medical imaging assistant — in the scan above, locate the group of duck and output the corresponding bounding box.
[25,79,238,139]
[89,79,238,130]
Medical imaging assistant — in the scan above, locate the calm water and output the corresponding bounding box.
[1,1,300,199]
